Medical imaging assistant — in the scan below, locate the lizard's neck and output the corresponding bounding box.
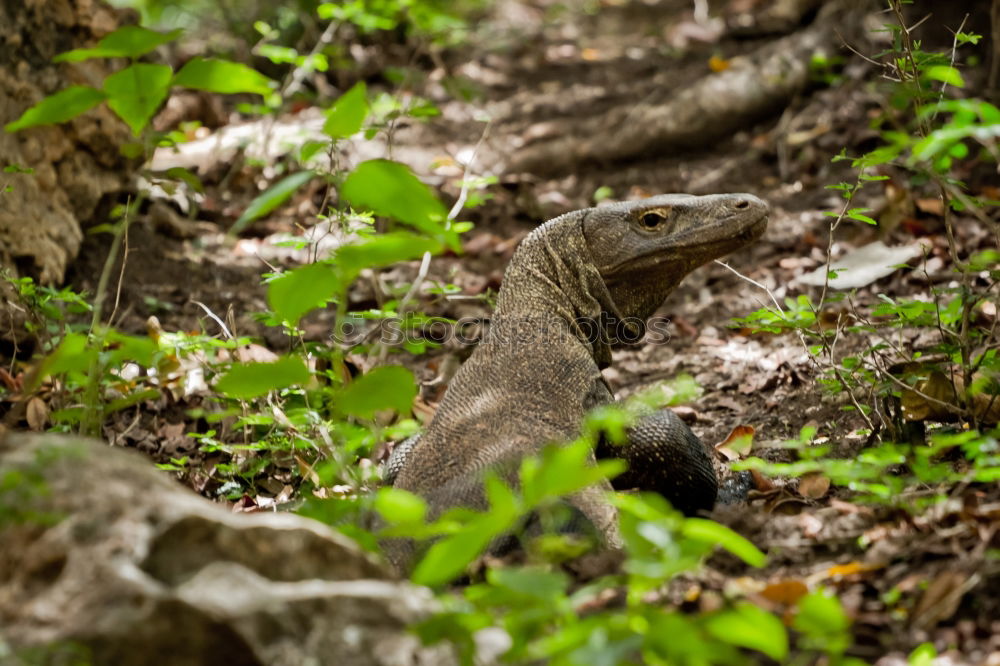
[493,213,623,369]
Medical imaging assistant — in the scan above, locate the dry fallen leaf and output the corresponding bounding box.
[0,367,20,392]
[159,421,187,440]
[708,55,731,72]
[232,495,258,513]
[915,197,944,216]
[798,241,925,290]
[750,469,776,492]
[715,424,755,460]
[826,561,880,578]
[235,343,280,363]
[798,472,831,499]
[910,570,973,630]
[760,580,809,606]
[412,395,438,423]
[25,396,48,431]
[829,497,873,515]
[296,455,321,485]
[430,155,457,169]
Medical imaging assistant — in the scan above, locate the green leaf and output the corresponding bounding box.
[5,86,107,132]
[103,63,173,135]
[323,82,369,139]
[267,261,341,326]
[681,518,767,567]
[955,32,981,46]
[173,57,274,96]
[792,589,851,637]
[948,141,969,159]
[164,167,205,193]
[298,139,328,164]
[924,65,965,88]
[2,164,34,174]
[29,333,96,390]
[909,643,937,666]
[488,566,569,601]
[337,365,416,418]
[104,331,159,367]
[341,160,453,246]
[411,520,498,586]
[521,439,624,507]
[214,356,311,399]
[483,474,520,521]
[335,232,442,276]
[54,26,182,62]
[374,487,427,525]
[412,494,521,588]
[846,208,877,225]
[105,388,162,414]
[232,171,314,234]
[855,145,902,168]
[704,603,788,661]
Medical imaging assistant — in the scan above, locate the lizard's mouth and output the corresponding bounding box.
[682,209,768,247]
[737,213,769,242]
[603,210,768,278]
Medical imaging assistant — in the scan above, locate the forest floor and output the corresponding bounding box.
[49,1,1000,662]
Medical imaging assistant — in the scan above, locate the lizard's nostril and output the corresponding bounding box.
[734,200,750,210]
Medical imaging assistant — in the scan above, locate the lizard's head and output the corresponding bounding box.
[583,193,768,321]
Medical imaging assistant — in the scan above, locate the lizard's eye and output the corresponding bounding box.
[639,211,666,230]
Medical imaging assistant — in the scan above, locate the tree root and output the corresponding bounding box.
[503,0,867,177]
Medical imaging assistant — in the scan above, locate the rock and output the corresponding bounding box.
[0,0,137,286]
[0,432,457,666]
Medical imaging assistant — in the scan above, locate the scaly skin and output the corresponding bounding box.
[388,193,768,569]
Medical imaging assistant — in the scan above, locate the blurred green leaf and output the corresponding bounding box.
[164,167,205,193]
[173,57,274,96]
[214,356,311,399]
[104,63,173,135]
[267,261,341,327]
[793,588,851,654]
[704,603,788,661]
[488,566,569,601]
[909,643,937,666]
[5,86,106,132]
[104,331,159,367]
[337,365,416,418]
[335,232,442,276]
[324,82,369,139]
[681,518,766,567]
[341,160,455,248]
[413,500,518,587]
[924,65,964,88]
[29,333,95,390]
[521,439,623,506]
[54,26,182,62]
[374,487,427,525]
[105,388,162,414]
[412,522,495,586]
[232,170,314,234]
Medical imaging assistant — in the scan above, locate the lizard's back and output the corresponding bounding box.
[386,194,768,570]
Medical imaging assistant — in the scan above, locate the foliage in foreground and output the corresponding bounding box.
[733,3,1000,512]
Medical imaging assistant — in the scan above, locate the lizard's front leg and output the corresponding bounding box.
[597,408,719,516]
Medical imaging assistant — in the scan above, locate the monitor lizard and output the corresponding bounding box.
[385,193,768,569]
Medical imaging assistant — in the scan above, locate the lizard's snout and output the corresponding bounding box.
[727,194,769,216]
[726,194,768,241]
